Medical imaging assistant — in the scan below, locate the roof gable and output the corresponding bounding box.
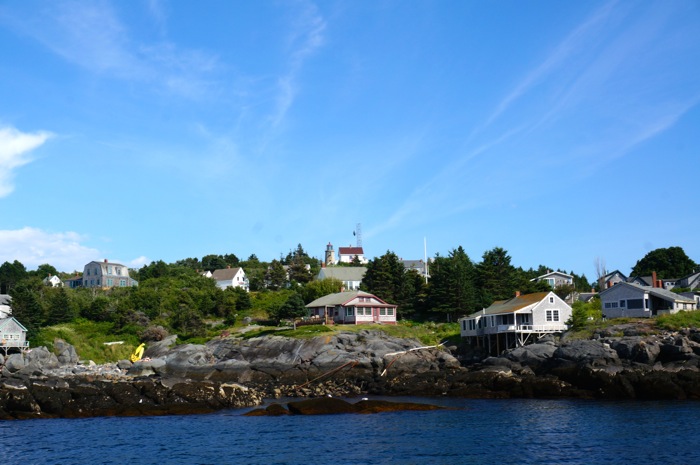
[338,247,364,256]
[481,292,552,315]
[536,271,573,280]
[211,267,244,281]
[0,317,27,332]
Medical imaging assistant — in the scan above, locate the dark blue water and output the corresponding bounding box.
[1,397,698,464]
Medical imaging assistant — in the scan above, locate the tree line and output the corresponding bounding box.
[4,244,693,344]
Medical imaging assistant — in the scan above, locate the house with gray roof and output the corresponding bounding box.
[532,271,573,289]
[677,271,700,290]
[599,282,696,318]
[401,259,430,280]
[306,290,397,325]
[316,267,367,291]
[210,267,249,291]
[600,270,628,289]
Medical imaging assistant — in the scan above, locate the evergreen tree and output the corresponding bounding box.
[476,247,518,307]
[427,247,478,321]
[275,293,308,320]
[302,278,344,303]
[266,260,287,290]
[8,283,43,340]
[288,252,312,284]
[361,251,405,304]
[0,260,28,293]
[45,287,74,325]
[233,286,252,310]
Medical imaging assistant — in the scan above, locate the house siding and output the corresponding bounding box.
[600,284,651,318]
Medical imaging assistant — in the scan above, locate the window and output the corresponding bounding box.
[107,266,113,274]
[107,278,113,287]
[380,308,387,316]
[546,310,559,322]
[546,310,552,321]
[387,308,394,316]
[120,279,127,287]
[620,300,626,308]
[549,297,554,304]
[116,267,122,276]
[86,269,90,276]
[346,307,354,316]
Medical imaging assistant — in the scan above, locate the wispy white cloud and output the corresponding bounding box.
[129,255,151,268]
[474,0,619,136]
[269,1,327,128]
[0,126,52,197]
[375,1,700,240]
[0,227,99,272]
[1,0,219,98]
[146,0,168,37]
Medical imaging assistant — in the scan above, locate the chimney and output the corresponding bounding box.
[515,291,521,298]
[227,265,231,269]
[652,271,657,288]
[104,259,108,263]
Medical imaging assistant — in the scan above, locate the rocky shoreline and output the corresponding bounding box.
[3,324,700,419]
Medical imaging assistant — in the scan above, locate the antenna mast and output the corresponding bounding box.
[355,223,363,248]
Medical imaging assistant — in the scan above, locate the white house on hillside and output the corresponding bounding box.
[42,275,63,288]
[211,267,249,291]
[338,246,369,264]
[460,291,571,354]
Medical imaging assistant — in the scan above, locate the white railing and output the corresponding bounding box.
[461,324,568,337]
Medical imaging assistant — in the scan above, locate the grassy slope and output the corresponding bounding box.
[33,310,700,364]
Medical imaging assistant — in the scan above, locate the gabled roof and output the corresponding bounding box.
[627,276,653,286]
[338,247,364,255]
[604,270,627,280]
[535,271,573,279]
[0,316,28,332]
[317,267,367,281]
[600,282,694,303]
[306,290,393,308]
[473,292,555,316]
[211,267,244,281]
[86,260,127,267]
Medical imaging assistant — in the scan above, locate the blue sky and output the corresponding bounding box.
[1,1,698,280]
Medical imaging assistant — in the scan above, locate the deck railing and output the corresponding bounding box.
[462,324,568,336]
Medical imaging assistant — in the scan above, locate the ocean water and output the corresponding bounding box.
[2,397,698,465]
